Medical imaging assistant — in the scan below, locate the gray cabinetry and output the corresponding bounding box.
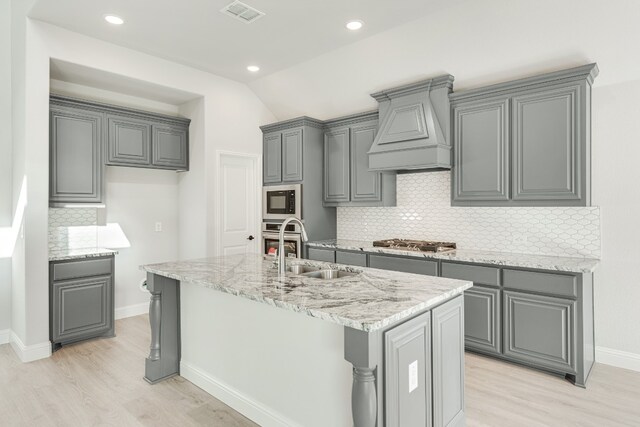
[462,286,501,355]
[263,132,282,184]
[324,127,351,203]
[432,296,465,427]
[450,63,598,207]
[50,256,115,348]
[452,97,509,202]
[335,250,367,267]
[503,290,575,373]
[106,114,151,166]
[50,106,104,205]
[282,128,303,182]
[307,248,335,263]
[323,113,396,207]
[385,310,432,427]
[152,124,188,170]
[369,254,438,276]
[262,128,304,185]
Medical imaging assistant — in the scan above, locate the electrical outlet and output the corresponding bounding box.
[408,360,418,393]
[155,222,162,232]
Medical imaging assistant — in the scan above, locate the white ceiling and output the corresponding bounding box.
[29,0,465,83]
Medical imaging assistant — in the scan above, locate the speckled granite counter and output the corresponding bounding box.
[307,239,599,273]
[141,253,472,332]
[49,247,118,262]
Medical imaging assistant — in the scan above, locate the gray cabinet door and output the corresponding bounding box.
[152,124,189,170]
[512,85,582,202]
[503,290,575,373]
[51,275,113,343]
[50,106,103,204]
[106,114,151,166]
[263,132,282,184]
[369,255,438,276]
[385,310,432,427]
[463,286,501,355]
[350,121,381,202]
[335,251,367,267]
[324,128,350,203]
[452,97,510,203]
[432,296,465,427]
[282,128,303,182]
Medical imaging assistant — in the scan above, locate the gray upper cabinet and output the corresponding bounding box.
[152,124,188,170]
[512,85,581,202]
[450,63,598,207]
[323,113,396,207]
[106,114,151,166]
[263,132,282,184]
[282,128,303,182]
[50,106,104,205]
[324,127,351,203]
[452,97,510,202]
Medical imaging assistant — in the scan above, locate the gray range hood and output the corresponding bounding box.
[368,75,454,171]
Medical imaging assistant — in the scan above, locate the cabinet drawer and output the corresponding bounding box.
[441,262,500,287]
[503,269,577,298]
[52,257,113,281]
[307,248,335,263]
[369,255,437,276]
[335,251,367,267]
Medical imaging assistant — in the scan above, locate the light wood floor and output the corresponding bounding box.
[1,316,639,427]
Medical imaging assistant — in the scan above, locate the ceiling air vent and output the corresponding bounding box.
[220,1,265,24]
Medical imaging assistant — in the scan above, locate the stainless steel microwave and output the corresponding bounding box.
[263,184,301,220]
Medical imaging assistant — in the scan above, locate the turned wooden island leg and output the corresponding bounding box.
[344,327,381,427]
[144,273,181,384]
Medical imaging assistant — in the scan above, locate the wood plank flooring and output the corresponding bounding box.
[1,315,639,426]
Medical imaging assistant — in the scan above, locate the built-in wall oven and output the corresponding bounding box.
[262,222,302,258]
[263,184,301,220]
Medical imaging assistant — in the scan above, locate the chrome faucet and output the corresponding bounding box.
[278,217,309,276]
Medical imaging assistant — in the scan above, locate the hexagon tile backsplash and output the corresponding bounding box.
[337,172,600,258]
[49,208,98,251]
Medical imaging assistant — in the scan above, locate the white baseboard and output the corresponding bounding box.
[596,346,640,372]
[9,331,51,363]
[180,361,302,427]
[115,302,148,320]
[0,329,9,345]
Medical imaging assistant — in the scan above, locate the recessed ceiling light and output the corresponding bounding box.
[247,65,260,72]
[346,20,364,31]
[104,15,124,25]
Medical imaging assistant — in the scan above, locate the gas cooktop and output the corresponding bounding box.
[372,239,457,253]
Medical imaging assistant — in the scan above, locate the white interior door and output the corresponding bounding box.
[217,152,260,256]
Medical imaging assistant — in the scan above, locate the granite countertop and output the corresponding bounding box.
[141,253,472,332]
[307,239,599,273]
[49,247,119,262]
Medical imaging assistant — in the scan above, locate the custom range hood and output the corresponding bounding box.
[368,74,454,171]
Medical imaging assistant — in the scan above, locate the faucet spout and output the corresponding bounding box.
[278,217,308,277]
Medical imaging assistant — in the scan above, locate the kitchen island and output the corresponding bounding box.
[141,254,472,427]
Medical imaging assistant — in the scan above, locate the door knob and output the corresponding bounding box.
[247,235,255,241]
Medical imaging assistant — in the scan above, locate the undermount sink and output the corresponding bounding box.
[300,269,360,280]
[287,265,321,275]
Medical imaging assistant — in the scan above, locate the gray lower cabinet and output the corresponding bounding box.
[335,250,367,267]
[324,127,351,203]
[263,132,282,183]
[450,63,598,207]
[307,248,335,263]
[385,310,432,427]
[50,256,115,348]
[106,114,152,166]
[369,254,438,276]
[503,290,575,373]
[462,286,501,355]
[432,295,465,427]
[50,106,104,205]
[152,124,189,170]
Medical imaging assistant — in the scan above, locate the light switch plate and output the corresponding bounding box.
[155,222,162,232]
[408,360,418,393]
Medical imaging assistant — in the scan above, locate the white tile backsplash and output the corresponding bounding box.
[337,171,600,258]
[49,208,98,250]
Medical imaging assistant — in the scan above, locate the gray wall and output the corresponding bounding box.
[0,0,13,334]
